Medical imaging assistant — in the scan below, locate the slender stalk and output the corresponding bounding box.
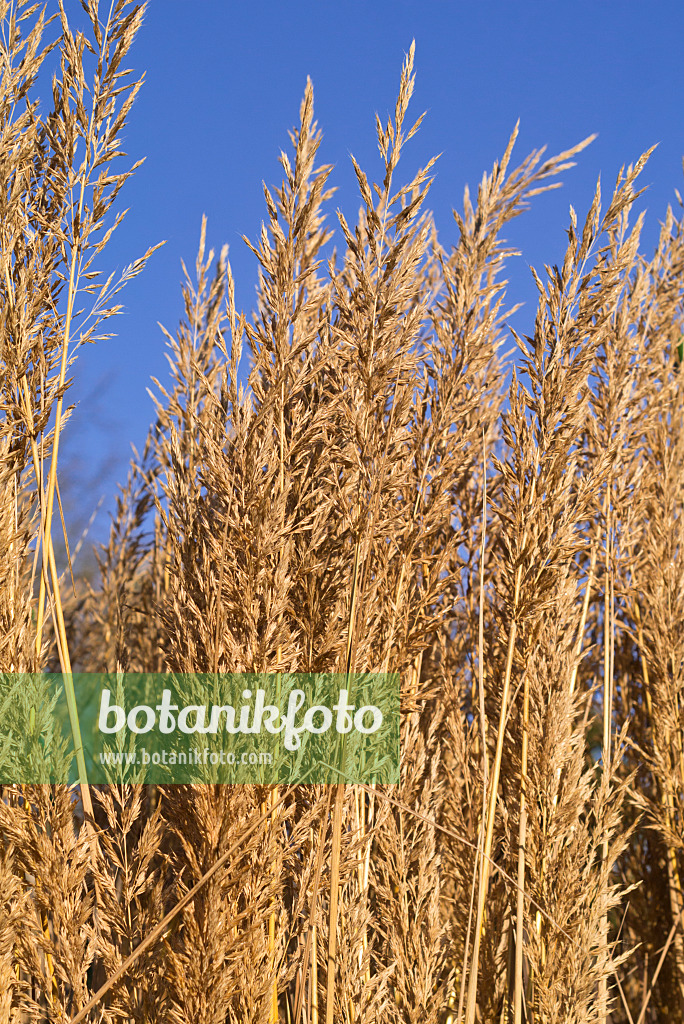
[4,258,92,818]
[478,429,489,797]
[598,486,613,1023]
[324,535,362,1020]
[261,649,282,1021]
[34,206,81,652]
[514,668,530,1024]
[268,373,285,1023]
[457,433,489,1024]
[311,859,319,1024]
[464,564,522,1024]
[325,781,344,1024]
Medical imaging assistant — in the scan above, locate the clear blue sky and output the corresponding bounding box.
[58,0,684,552]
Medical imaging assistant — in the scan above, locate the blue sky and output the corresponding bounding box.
[57,0,684,551]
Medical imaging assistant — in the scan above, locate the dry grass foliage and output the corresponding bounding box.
[1,5,684,1022]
